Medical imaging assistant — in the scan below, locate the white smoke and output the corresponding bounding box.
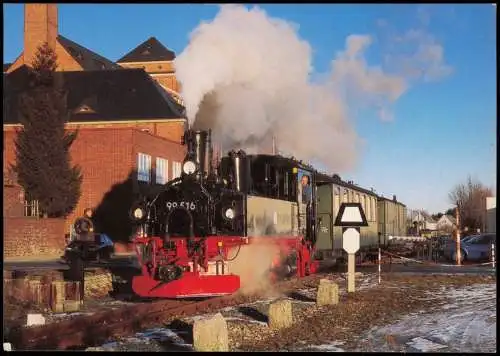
[175,4,451,173]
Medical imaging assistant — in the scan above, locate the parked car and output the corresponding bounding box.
[61,233,115,265]
[443,233,496,263]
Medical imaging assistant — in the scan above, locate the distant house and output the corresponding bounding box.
[436,214,457,232]
[411,210,437,232]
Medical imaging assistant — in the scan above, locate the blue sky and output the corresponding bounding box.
[3,4,497,213]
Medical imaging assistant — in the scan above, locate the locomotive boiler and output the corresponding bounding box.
[130,128,319,298]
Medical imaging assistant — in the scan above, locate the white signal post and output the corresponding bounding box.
[334,203,369,293]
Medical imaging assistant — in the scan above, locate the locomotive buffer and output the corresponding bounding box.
[334,203,368,293]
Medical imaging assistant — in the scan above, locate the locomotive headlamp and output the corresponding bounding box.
[224,208,235,220]
[182,160,196,175]
[133,207,145,220]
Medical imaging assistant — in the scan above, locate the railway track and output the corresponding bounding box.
[9,295,242,350]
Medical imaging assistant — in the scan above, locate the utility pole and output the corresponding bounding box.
[272,135,277,155]
[456,205,461,266]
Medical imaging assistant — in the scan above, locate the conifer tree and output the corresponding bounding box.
[13,43,82,218]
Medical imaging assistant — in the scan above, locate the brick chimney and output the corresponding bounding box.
[23,4,58,66]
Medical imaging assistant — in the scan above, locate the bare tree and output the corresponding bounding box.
[448,175,493,231]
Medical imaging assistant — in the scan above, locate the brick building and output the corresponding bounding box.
[3,4,188,251]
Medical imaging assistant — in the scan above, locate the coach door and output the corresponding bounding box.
[316,184,333,251]
[295,168,315,241]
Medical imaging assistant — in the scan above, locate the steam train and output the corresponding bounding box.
[129,129,320,298]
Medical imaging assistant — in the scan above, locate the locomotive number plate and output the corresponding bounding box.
[166,201,196,210]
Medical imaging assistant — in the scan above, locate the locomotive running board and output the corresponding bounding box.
[132,274,241,299]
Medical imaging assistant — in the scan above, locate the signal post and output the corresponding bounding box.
[334,203,368,293]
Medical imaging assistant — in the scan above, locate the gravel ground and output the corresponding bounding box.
[88,273,496,352]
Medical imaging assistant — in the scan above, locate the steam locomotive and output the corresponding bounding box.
[129,129,320,298]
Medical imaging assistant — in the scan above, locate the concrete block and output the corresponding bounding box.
[316,279,339,306]
[50,281,66,313]
[268,299,293,330]
[26,313,46,326]
[63,300,81,313]
[193,313,229,352]
[28,280,43,305]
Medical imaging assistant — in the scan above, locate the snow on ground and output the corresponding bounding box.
[94,275,496,352]
[303,341,346,352]
[95,273,379,351]
[355,283,497,353]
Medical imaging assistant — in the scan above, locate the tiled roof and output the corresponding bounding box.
[118,37,176,63]
[57,35,121,71]
[3,66,185,124]
[3,63,12,72]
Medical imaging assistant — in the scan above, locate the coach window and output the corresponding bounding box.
[361,195,366,220]
[334,187,340,217]
[264,163,271,196]
[274,167,281,199]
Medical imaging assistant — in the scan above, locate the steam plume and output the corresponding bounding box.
[175,4,451,173]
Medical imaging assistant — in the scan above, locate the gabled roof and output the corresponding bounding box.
[440,214,457,225]
[3,66,186,124]
[412,210,435,222]
[117,37,176,63]
[57,35,121,71]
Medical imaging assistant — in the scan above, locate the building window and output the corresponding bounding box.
[156,157,168,184]
[137,153,152,182]
[343,189,348,203]
[23,191,40,217]
[172,161,182,179]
